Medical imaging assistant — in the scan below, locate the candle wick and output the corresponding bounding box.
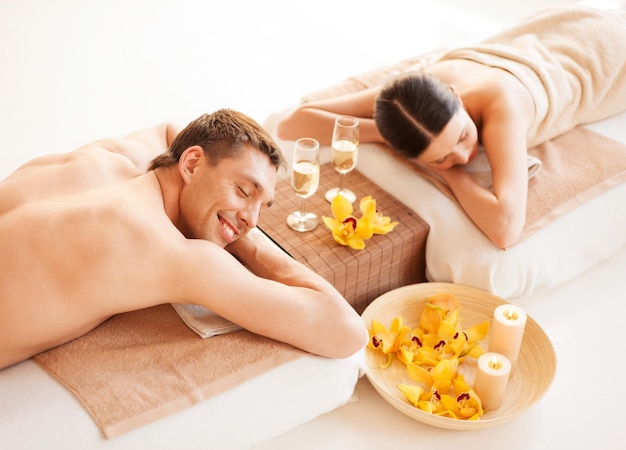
[488,357,502,370]
[504,309,518,321]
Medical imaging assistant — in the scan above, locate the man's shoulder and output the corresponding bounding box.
[71,142,143,174]
[77,138,138,159]
[73,136,155,173]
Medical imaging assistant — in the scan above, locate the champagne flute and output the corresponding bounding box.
[325,116,359,204]
[286,137,320,232]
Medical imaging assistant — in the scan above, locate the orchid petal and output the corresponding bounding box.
[406,361,434,386]
[330,194,353,221]
[398,384,425,408]
[429,293,460,312]
[466,320,490,343]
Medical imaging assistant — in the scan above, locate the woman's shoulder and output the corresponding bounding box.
[455,66,533,127]
[427,59,496,82]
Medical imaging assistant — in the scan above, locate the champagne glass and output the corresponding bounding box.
[286,137,320,232]
[325,116,359,204]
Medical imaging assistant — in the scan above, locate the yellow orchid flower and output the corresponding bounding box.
[400,369,484,420]
[406,361,434,386]
[440,320,490,361]
[438,389,483,419]
[355,196,375,240]
[398,384,447,415]
[419,293,460,334]
[368,317,410,368]
[438,307,461,339]
[416,293,489,362]
[446,331,468,358]
[411,387,449,416]
[430,357,459,394]
[405,355,458,392]
[397,384,426,408]
[419,303,443,335]
[443,374,484,420]
[371,294,490,421]
[400,330,440,366]
[322,195,368,250]
[459,320,489,360]
[358,196,398,236]
[322,195,398,250]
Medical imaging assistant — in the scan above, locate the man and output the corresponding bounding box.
[0,109,368,370]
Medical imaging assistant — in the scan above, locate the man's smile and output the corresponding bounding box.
[219,216,239,244]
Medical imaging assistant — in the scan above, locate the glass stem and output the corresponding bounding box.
[299,197,307,218]
[338,172,345,193]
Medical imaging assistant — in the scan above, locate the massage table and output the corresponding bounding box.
[0,345,364,449]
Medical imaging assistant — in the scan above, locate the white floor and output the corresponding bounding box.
[1,1,625,449]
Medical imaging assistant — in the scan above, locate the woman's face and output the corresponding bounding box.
[415,107,479,170]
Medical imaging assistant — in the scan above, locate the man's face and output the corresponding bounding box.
[178,145,277,247]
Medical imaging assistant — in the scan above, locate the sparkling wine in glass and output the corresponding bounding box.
[286,138,320,232]
[325,116,359,203]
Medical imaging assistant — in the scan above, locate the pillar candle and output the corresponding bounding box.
[473,352,511,410]
[488,304,527,368]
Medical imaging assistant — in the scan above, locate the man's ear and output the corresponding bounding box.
[178,146,204,183]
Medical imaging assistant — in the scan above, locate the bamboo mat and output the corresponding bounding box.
[258,163,429,314]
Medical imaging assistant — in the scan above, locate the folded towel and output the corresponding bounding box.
[462,146,542,190]
[171,303,242,338]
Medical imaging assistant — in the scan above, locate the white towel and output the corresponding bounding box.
[171,303,242,338]
[462,146,542,191]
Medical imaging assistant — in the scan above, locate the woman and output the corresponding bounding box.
[276,5,626,248]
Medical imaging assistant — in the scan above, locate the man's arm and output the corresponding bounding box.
[226,227,334,292]
[186,228,368,359]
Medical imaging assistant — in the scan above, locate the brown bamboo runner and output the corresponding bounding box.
[258,163,429,314]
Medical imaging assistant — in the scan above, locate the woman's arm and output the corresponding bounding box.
[276,87,385,145]
[437,83,533,248]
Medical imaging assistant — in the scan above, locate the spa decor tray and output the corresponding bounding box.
[361,282,556,430]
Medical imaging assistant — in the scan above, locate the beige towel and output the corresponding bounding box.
[441,6,626,148]
[33,305,304,439]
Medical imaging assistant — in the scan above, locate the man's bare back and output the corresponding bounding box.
[0,111,368,370]
[0,147,180,367]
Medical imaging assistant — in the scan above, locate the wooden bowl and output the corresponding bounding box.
[361,282,556,430]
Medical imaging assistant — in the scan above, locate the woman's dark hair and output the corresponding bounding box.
[148,109,285,171]
[374,72,459,159]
